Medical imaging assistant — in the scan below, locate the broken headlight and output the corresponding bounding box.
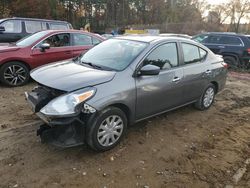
[40,88,96,116]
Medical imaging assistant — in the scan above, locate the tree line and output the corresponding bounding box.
[0,0,249,34]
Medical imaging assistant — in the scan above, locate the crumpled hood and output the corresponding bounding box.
[31,60,116,92]
[0,45,20,53]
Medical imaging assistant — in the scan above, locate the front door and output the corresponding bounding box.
[135,42,184,120]
[31,33,73,68]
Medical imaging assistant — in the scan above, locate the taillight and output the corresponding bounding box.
[247,48,250,54]
[221,62,228,68]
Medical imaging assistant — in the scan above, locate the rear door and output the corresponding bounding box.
[135,42,184,119]
[0,19,23,42]
[180,43,210,102]
[31,33,73,68]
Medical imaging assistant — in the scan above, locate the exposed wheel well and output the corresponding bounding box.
[222,54,239,62]
[108,103,131,125]
[211,81,219,93]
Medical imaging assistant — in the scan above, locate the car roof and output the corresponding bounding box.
[1,17,70,24]
[198,32,247,37]
[115,35,162,43]
[115,35,195,44]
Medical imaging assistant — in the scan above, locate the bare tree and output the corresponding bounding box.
[230,0,250,32]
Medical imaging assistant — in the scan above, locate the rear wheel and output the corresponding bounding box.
[86,107,127,152]
[195,84,216,111]
[0,61,30,86]
[223,56,238,69]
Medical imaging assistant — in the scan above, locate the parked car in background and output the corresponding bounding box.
[101,34,114,39]
[0,17,73,43]
[192,32,250,69]
[25,36,228,151]
[0,30,104,86]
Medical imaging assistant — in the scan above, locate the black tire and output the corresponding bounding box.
[195,84,216,111]
[223,56,238,69]
[86,107,127,152]
[0,61,30,87]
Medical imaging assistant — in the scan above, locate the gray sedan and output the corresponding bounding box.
[26,36,228,151]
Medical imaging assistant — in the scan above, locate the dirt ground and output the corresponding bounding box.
[0,73,249,188]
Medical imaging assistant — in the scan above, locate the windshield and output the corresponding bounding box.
[192,34,209,43]
[80,39,148,71]
[16,30,51,47]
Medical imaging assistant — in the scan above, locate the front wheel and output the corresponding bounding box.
[86,107,127,152]
[0,61,30,86]
[195,84,216,110]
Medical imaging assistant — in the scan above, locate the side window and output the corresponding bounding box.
[41,22,47,30]
[25,21,45,33]
[143,43,178,70]
[73,33,92,46]
[0,20,22,33]
[41,33,70,47]
[220,36,243,46]
[49,23,68,30]
[199,48,207,60]
[92,37,101,45]
[207,35,221,44]
[182,43,200,64]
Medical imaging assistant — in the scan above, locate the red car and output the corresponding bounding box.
[0,30,104,86]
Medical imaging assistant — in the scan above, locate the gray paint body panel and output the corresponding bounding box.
[31,37,227,124]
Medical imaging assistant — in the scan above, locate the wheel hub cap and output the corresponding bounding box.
[97,115,124,147]
[4,65,27,85]
[203,87,214,108]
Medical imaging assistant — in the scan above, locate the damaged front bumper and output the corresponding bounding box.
[36,121,85,148]
[36,112,86,147]
[25,87,96,148]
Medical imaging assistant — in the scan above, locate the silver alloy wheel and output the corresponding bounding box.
[4,65,27,85]
[203,87,215,108]
[97,115,124,147]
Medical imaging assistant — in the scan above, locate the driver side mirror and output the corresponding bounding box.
[138,64,160,76]
[0,26,5,32]
[40,43,50,52]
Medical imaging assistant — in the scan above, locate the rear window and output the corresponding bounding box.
[49,23,69,30]
[220,36,243,46]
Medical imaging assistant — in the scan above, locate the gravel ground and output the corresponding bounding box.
[0,73,249,188]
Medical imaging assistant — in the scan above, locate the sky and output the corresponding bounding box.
[205,0,250,23]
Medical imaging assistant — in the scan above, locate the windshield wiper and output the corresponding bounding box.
[81,61,104,70]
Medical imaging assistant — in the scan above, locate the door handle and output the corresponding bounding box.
[65,51,71,54]
[172,77,181,82]
[218,46,225,48]
[205,70,212,74]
